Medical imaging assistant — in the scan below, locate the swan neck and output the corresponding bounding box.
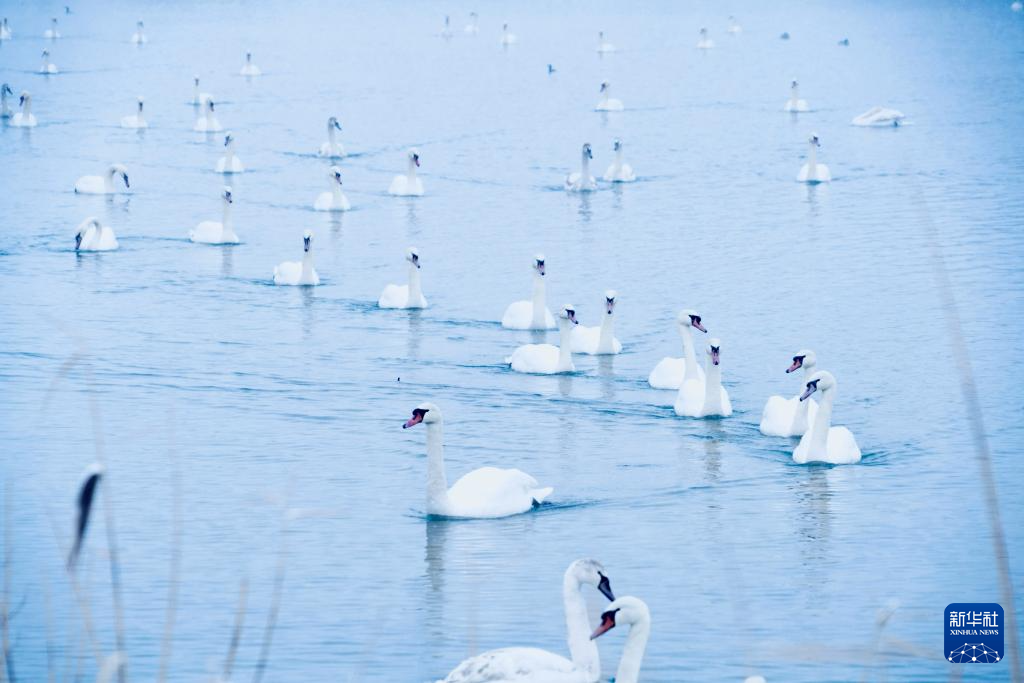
[614,619,650,683]
[790,85,800,104]
[580,151,590,176]
[558,321,574,370]
[808,390,834,454]
[530,273,546,327]
[562,574,599,679]
[703,356,723,412]
[407,157,418,180]
[22,98,31,116]
[807,142,818,170]
[328,126,336,144]
[408,262,423,301]
[221,200,232,232]
[104,172,115,193]
[616,147,624,164]
[598,312,615,352]
[425,422,449,511]
[301,250,315,280]
[681,326,699,382]
[331,180,344,203]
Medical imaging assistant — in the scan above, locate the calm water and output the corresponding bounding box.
[2,0,1023,681]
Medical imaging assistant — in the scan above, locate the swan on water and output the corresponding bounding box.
[1,84,14,119]
[44,17,60,39]
[11,91,37,127]
[792,371,862,464]
[388,148,424,196]
[440,15,453,38]
[131,20,146,44]
[759,350,820,437]
[648,310,707,389]
[317,116,345,158]
[594,81,623,111]
[674,338,732,417]
[0,19,11,40]
[508,305,578,374]
[565,143,597,192]
[697,27,715,49]
[1013,1,1023,11]
[796,133,831,183]
[273,230,320,286]
[314,166,351,211]
[194,98,222,132]
[596,31,616,53]
[74,217,118,252]
[378,247,427,309]
[190,187,239,245]
[464,12,479,34]
[603,138,636,182]
[784,80,808,112]
[438,559,615,683]
[75,164,130,195]
[502,254,556,329]
[572,291,622,355]
[500,23,517,45]
[852,106,905,127]
[240,52,261,76]
[587,597,651,683]
[120,97,147,129]
[39,50,58,74]
[216,132,245,173]
[191,75,211,106]
[402,402,552,518]
[727,16,743,34]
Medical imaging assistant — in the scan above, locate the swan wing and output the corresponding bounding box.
[509,344,560,374]
[273,260,303,285]
[569,325,600,353]
[440,647,585,683]
[502,301,554,330]
[649,357,684,389]
[378,284,409,308]
[74,176,104,194]
[760,395,795,436]
[827,427,862,464]
[447,468,552,518]
[673,378,705,416]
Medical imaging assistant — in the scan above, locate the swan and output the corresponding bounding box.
[1,84,13,119]
[388,148,424,196]
[191,76,211,106]
[440,15,453,38]
[792,371,862,465]
[131,20,146,44]
[759,350,820,437]
[697,27,714,49]
[438,559,616,683]
[508,305,578,374]
[317,116,345,158]
[0,19,11,40]
[852,106,906,127]
[501,255,556,330]
[796,133,831,184]
[240,52,261,77]
[44,17,60,39]
[1014,0,1023,11]
[571,291,621,355]
[674,338,732,417]
[75,164,130,195]
[464,12,479,34]
[594,82,623,112]
[596,31,616,53]
[727,16,743,34]
[11,92,36,127]
[190,187,239,245]
[120,97,147,129]
[313,166,351,211]
[500,23,517,45]
[565,143,597,192]
[402,402,552,518]
[215,132,245,173]
[39,50,58,74]
[603,139,636,182]
[273,230,320,286]
[193,98,222,132]
[378,248,427,309]
[784,80,808,112]
[74,217,118,252]
[587,597,651,683]
[648,310,707,389]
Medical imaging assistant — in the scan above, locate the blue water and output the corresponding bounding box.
[2,0,1023,681]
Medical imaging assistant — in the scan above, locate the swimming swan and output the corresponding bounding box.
[0,19,11,40]
[11,91,37,127]
[796,133,830,183]
[1,84,14,119]
[440,15,453,39]
[760,350,820,437]
[438,559,616,683]
[572,291,622,355]
[402,402,552,518]
[74,217,118,252]
[464,12,479,34]
[131,20,146,44]
[240,52,261,76]
[191,76,211,106]
[792,371,862,464]
[120,97,147,129]
[596,31,616,53]
[194,99,222,132]
[273,230,319,285]
[39,50,58,74]
[190,187,239,244]
[675,338,732,417]
[75,164,130,195]
[501,254,556,329]
[586,597,651,683]
[727,16,743,34]
[594,82,623,112]
[500,23,517,45]
[603,138,636,182]
[317,116,345,158]
[44,17,60,39]
[648,310,707,389]
[378,247,427,309]
[314,166,351,211]
[508,305,578,374]
[216,132,245,173]
[852,106,905,127]
[388,148,424,196]
[565,143,597,192]
[784,80,808,112]
[697,27,714,49]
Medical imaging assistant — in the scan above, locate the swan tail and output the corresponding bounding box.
[531,486,554,505]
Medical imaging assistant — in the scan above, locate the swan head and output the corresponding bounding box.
[303,229,313,252]
[800,370,835,401]
[109,164,130,188]
[706,338,722,366]
[405,247,421,269]
[222,187,233,204]
[246,51,252,62]
[560,305,578,325]
[604,290,617,314]
[612,138,622,152]
[503,22,508,30]
[328,116,342,130]
[533,254,546,276]
[137,20,144,29]
[599,81,609,93]
[590,596,650,640]
[582,143,593,159]
[224,132,233,146]
[19,91,29,106]
[791,79,799,89]
[678,309,707,333]
[75,217,101,250]
[787,350,816,373]
[329,165,343,185]
[700,27,708,36]
[42,49,50,58]
[408,148,420,167]
[193,75,200,86]
[136,96,144,111]
[809,133,821,147]
[207,99,216,112]
[403,401,441,429]
[567,559,615,601]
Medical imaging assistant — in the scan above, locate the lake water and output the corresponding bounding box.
[2,0,1023,681]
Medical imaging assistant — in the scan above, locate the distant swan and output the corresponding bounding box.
[603,138,636,182]
[596,31,616,53]
[792,371,862,464]
[648,309,707,389]
[388,148,423,196]
[796,133,830,183]
[378,247,427,309]
[565,143,597,192]
[11,91,37,127]
[759,350,820,437]
[1,84,14,119]
[74,217,118,252]
[440,15,453,39]
[120,97,147,129]
[0,19,11,40]
[240,52,261,77]
[572,291,622,355]
[75,164,130,194]
[44,17,60,39]
[190,187,239,245]
[131,20,146,44]
[273,230,320,286]
[500,23,517,45]
[191,76,211,106]
[674,338,732,417]
[852,106,905,127]
[193,99,222,132]
[697,27,714,49]
[784,80,808,112]
[727,16,743,34]
[1014,1,1023,11]
[502,254,556,329]
[216,132,245,173]
[402,402,552,518]
[585,596,651,683]
[594,81,623,111]
[317,116,345,158]
[39,50,58,74]
[508,305,578,374]
[464,12,479,34]
[314,166,351,211]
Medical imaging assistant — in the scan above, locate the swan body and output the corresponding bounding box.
[792,371,862,465]
[727,16,742,34]
[603,139,636,182]
[588,597,651,683]
[131,20,146,44]
[194,99,222,132]
[675,338,732,417]
[594,82,623,112]
[240,52,261,76]
[44,18,60,39]
[378,248,427,309]
[317,116,345,158]
[648,310,707,389]
[596,31,616,53]
[565,143,597,192]
[500,23,517,45]
[852,106,906,127]
[572,291,621,355]
[389,149,424,196]
[11,92,37,127]
[314,166,351,211]
[797,133,831,183]
[74,217,118,252]
[502,255,556,329]
[760,350,820,437]
[190,187,239,244]
[216,132,245,173]
[39,50,58,74]
[75,164,130,195]
[509,306,578,374]
[0,19,11,40]
[784,80,809,112]
[697,28,715,49]
[1,84,14,119]
[191,76,211,106]
[402,402,552,519]
[273,230,320,286]
[464,12,479,34]
[120,97,147,129]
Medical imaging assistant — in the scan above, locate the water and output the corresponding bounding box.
[2,0,1023,681]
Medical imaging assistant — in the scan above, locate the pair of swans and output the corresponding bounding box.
[194,99,222,132]
[216,132,245,173]
[378,248,427,309]
[131,20,146,44]
[566,141,635,190]
[314,166,350,211]
[274,231,320,286]
[190,187,238,245]
[317,116,345,158]
[697,27,715,49]
[240,52,261,77]
[760,350,819,437]
[508,305,578,374]
[797,134,831,183]
[39,50,58,74]
[792,371,861,464]
[388,149,424,196]
[500,23,517,45]
[502,255,555,329]
[75,217,118,252]
[594,81,623,111]
[10,91,37,127]
[120,97,147,129]
[648,310,731,417]
[44,17,60,39]
[784,80,809,112]
[596,31,616,53]
[75,164,130,195]
[852,106,905,127]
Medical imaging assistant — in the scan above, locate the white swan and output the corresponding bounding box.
[39,50,58,74]
[120,97,147,129]
[313,166,351,211]
[509,305,578,374]
[594,82,623,112]
[587,597,651,683]
[240,52,261,77]
[75,164,130,195]
[596,31,616,53]
[273,230,320,286]
[792,371,862,465]
[440,15,453,38]
[784,80,808,112]
[402,402,552,518]
[852,106,906,127]
[378,248,427,309]
[727,16,743,34]
[1014,1,1023,11]
[190,187,239,245]
[438,559,616,683]
[565,143,597,192]
[317,116,345,158]
[193,98,222,132]
[388,148,424,196]
[648,310,707,389]
[572,291,622,355]
[44,17,60,39]
[191,75,211,106]
[500,23,517,45]
[74,217,118,252]
[216,132,245,173]
[0,19,11,40]
[131,20,146,44]
[1,84,14,119]
[697,27,715,49]
[603,139,636,182]
[796,133,831,183]
[759,350,820,437]
[501,255,556,329]
[464,12,479,34]
[11,91,36,127]
[675,338,732,417]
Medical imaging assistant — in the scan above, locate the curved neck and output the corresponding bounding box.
[806,389,834,456]
[562,574,599,679]
[328,126,336,144]
[104,171,116,193]
[807,142,818,170]
[703,356,723,413]
[331,180,344,203]
[681,326,699,382]
[580,151,590,176]
[407,263,422,302]
[614,620,650,683]
[530,273,546,327]
[225,140,236,160]
[406,157,418,180]
[557,321,574,370]
[424,422,449,512]
[790,364,815,432]
[598,311,615,353]
[22,98,31,116]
